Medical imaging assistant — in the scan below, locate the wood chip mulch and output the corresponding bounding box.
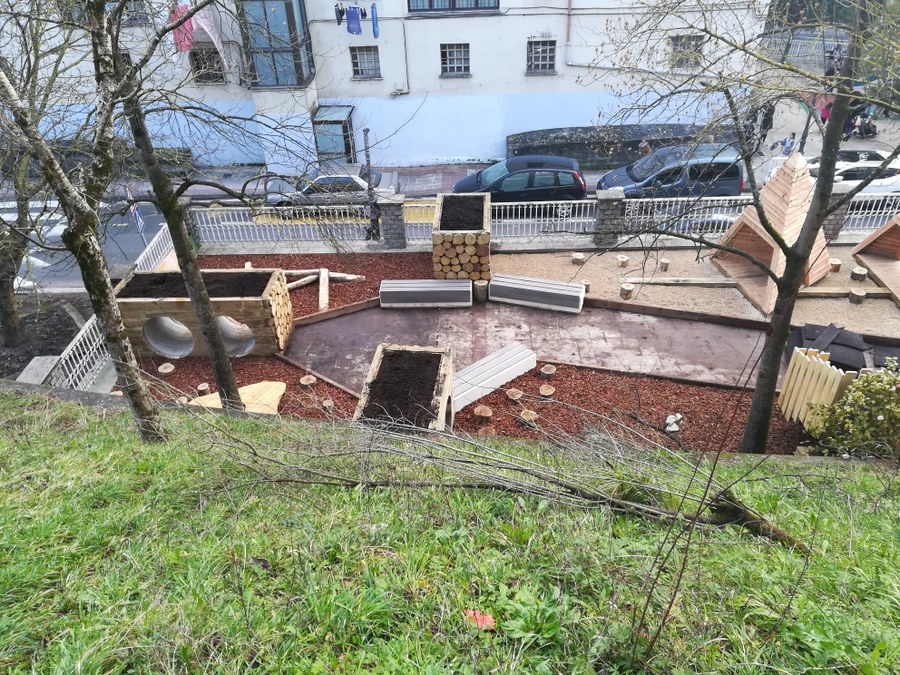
[198,253,433,318]
[148,253,805,454]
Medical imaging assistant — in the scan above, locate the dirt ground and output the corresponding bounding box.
[0,294,93,380]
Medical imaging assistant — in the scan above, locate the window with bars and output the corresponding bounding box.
[350,46,381,79]
[526,40,556,74]
[241,0,315,87]
[670,34,704,70]
[440,43,470,77]
[190,48,227,84]
[408,0,498,11]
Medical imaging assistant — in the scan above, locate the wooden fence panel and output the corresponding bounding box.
[779,347,858,427]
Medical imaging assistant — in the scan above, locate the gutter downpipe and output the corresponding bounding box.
[564,0,593,68]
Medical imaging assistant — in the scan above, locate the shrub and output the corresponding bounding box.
[810,358,900,457]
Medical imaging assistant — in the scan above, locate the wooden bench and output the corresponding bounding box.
[379,279,472,308]
[452,342,537,412]
[488,273,585,314]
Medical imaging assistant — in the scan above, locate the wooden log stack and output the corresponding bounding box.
[431,232,492,281]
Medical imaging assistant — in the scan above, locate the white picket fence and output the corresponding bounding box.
[778,347,859,428]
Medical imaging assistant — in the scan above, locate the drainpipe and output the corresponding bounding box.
[390,19,411,96]
[564,0,593,68]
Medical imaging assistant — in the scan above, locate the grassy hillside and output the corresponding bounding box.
[0,393,897,673]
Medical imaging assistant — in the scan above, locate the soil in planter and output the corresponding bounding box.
[439,195,485,231]
[361,350,442,427]
[117,272,271,299]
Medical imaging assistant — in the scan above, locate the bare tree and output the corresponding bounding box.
[590,0,899,453]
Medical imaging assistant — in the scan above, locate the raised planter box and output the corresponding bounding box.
[115,269,293,358]
[432,193,491,281]
[379,279,473,308]
[488,273,585,314]
[354,344,454,431]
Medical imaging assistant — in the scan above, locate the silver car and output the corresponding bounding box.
[263,166,399,207]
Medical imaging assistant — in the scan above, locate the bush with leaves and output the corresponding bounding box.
[811,358,900,457]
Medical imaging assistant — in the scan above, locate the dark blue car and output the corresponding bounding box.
[453,155,586,202]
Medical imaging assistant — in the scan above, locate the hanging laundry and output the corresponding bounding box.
[169,5,194,53]
[194,3,230,69]
[345,6,362,35]
[360,7,367,18]
[371,3,379,38]
[335,3,345,25]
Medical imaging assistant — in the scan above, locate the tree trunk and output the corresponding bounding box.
[63,222,166,442]
[0,274,24,347]
[122,92,244,410]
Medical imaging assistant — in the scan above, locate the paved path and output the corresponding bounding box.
[285,304,767,394]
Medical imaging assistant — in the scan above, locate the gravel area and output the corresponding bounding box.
[492,246,900,337]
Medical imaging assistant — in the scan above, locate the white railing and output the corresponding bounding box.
[46,315,110,390]
[404,201,437,240]
[843,194,900,232]
[190,205,369,243]
[622,196,753,234]
[134,225,174,271]
[491,200,598,239]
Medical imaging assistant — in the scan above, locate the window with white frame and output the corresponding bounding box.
[440,43,470,77]
[350,46,381,79]
[190,48,227,84]
[241,0,315,87]
[526,40,556,74]
[408,0,498,11]
[670,34,704,70]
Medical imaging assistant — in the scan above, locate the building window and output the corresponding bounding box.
[313,105,355,162]
[68,2,148,24]
[670,34,704,70]
[190,48,227,84]
[408,0,498,10]
[526,40,556,74]
[241,0,315,87]
[350,46,381,79]
[440,43,470,77]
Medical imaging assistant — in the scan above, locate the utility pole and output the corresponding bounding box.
[363,128,379,240]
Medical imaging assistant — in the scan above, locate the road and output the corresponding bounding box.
[1,201,165,292]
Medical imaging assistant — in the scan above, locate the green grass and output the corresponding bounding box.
[0,393,898,673]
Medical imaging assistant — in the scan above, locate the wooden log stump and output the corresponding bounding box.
[158,362,175,376]
[519,409,539,427]
[300,375,317,389]
[197,382,210,397]
[474,404,493,425]
[849,288,866,305]
[473,280,489,303]
[620,283,635,300]
[477,425,496,436]
[244,261,253,269]
[506,388,524,405]
[616,255,629,268]
[829,258,842,273]
[571,252,585,266]
[540,364,557,379]
[850,266,868,282]
[539,384,555,399]
[322,399,335,414]
[582,280,591,293]
[659,258,670,272]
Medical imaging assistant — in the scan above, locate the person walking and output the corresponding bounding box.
[774,132,796,156]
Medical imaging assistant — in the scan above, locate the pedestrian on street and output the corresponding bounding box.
[773,132,796,156]
[760,103,776,143]
[820,102,832,126]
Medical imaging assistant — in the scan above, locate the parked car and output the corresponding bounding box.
[261,165,400,207]
[809,160,900,193]
[452,155,587,202]
[763,149,894,185]
[598,144,744,198]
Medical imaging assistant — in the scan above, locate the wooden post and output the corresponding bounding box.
[474,405,493,425]
[616,255,629,268]
[582,280,591,293]
[197,382,210,397]
[829,258,842,273]
[849,289,866,304]
[318,268,330,311]
[620,283,635,300]
[473,280,489,303]
[850,266,868,282]
[286,274,319,291]
[659,258,670,272]
[244,261,253,269]
[540,364,557,379]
